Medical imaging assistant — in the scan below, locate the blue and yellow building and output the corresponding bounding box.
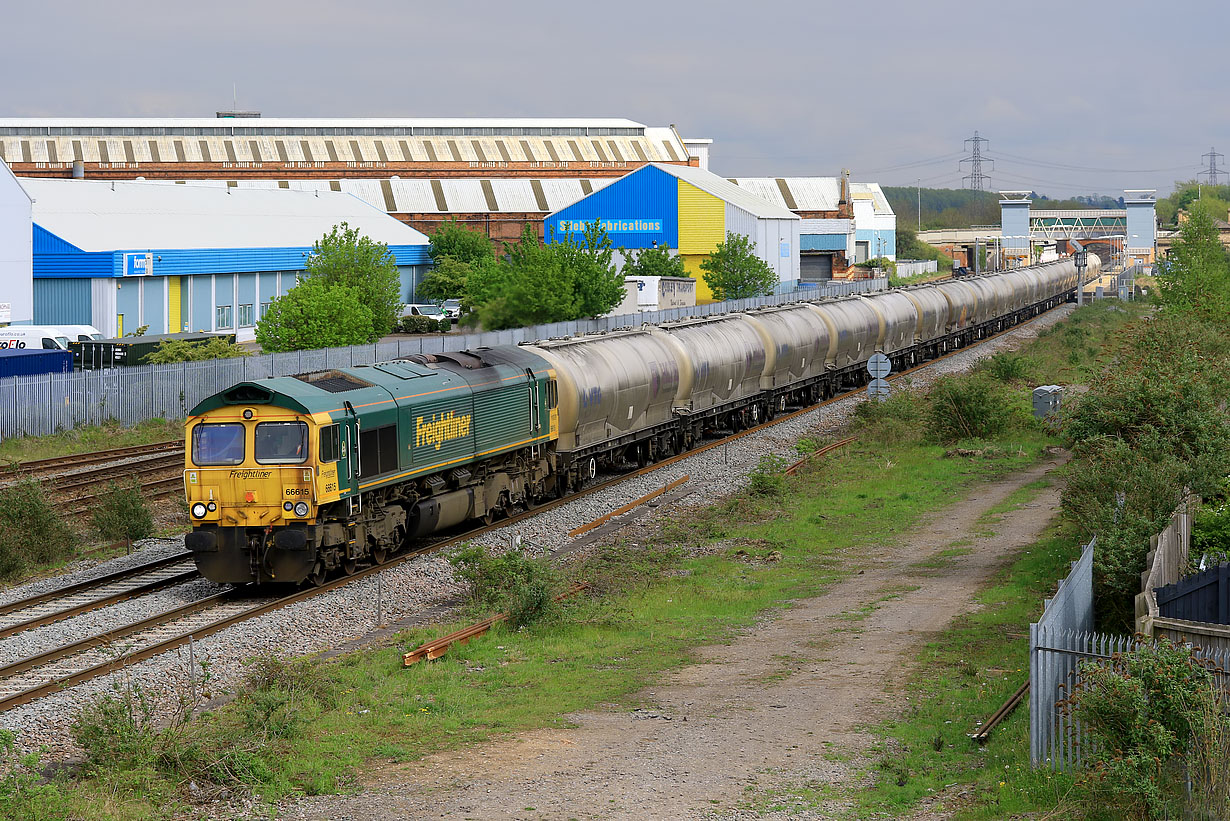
[545,163,800,302]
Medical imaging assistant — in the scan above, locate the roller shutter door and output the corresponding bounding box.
[800,254,833,282]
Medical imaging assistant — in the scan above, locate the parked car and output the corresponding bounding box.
[441,299,462,319]
[403,304,446,318]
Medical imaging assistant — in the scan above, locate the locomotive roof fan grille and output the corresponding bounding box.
[222,384,274,404]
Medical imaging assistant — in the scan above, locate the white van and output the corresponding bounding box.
[53,325,103,344]
[0,326,72,350]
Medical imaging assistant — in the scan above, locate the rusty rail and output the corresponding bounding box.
[567,476,690,538]
[971,678,1030,743]
[403,583,589,667]
[783,437,856,476]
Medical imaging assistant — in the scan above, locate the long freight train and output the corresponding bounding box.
[183,258,1093,585]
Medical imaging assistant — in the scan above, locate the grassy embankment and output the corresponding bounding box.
[0,302,1144,820]
[0,418,182,465]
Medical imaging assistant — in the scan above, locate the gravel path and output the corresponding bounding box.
[0,306,1072,769]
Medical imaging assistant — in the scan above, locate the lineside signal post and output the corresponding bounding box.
[867,353,892,402]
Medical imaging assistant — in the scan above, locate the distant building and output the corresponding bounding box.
[545,163,800,302]
[1,117,705,248]
[24,179,430,340]
[0,160,32,325]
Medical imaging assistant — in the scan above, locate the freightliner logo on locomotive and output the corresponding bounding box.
[415,411,473,451]
[229,469,272,478]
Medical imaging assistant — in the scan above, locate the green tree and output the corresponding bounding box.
[304,222,402,337]
[1157,207,1230,324]
[255,279,375,352]
[428,219,494,267]
[554,219,623,318]
[475,225,576,330]
[622,244,686,279]
[417,256,471,303]
[699,232,777,301]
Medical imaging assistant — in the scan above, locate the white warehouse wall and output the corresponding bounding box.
[0,161,33,324]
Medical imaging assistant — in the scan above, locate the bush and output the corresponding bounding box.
[747,453,790,497]
[72,683,159,771]
[1193,497,1230,565]
[984,351,1035,382]
[0,479,77,578]
[146,338,251,364]
[852,390,926,447]
[92,479,154,545]
[926,375,1016,444]
[399,315,443,334]
[447,544,561,628]
[1065,639,1230,820]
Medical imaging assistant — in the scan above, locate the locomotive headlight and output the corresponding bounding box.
[207,502,217,512]
[191,503,207,519]
[293,501,309,518]
[283,501,294,511]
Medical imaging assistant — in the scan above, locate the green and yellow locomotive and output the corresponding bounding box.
[184,349,558,585]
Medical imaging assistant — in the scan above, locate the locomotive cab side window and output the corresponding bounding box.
[319,424,340,463]
[192,423,245,466]
[547,379,558,409]
[254,421,308,464]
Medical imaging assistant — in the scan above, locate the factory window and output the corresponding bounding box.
[215,305,233,329]
[260,301,272,319]
[319,424,340,463]
[238,303,254,327]
[255,421,308,465]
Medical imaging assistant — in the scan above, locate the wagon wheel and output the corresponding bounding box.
[371,546,388,566]
[342,557,358,576]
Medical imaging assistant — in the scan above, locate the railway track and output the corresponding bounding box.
[1,441,183,480]
[0,306,1063,713]
[0,552,196,641]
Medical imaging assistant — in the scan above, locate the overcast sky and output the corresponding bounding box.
[4,0,1224,198]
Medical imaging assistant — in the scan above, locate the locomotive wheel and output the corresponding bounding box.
[371,547,388,565]
[308,560,327,587]
[343,557,358,576]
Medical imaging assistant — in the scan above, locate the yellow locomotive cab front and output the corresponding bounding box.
[184,406,325,582]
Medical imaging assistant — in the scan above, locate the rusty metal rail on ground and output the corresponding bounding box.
[402,583,589,667]
[783,437,856,476]
[567,476,690,538]
[970,678,1030,743]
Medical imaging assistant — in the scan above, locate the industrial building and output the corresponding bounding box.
[25,178,430,340]
[0,161,32,325]
[727,177,896,279]
[545,163,800,301]
[1,117,702,246]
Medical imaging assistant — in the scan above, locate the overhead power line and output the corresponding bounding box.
[995,150,1196,175]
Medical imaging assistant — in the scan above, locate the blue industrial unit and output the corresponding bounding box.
[25,179,432,340]
[545,165,680,249]
[0,348,73,378]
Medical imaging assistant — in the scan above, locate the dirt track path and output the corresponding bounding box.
[281,454,1066,821]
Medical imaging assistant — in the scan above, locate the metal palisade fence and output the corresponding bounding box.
[1029,537,1095,770]
[0,279,886,439]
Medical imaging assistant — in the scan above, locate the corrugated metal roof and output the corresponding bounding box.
[0,117,651,130]
[650,164,799,220]
[22,178,428,252]
[850,182,893,215]
[728,178,843,211]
